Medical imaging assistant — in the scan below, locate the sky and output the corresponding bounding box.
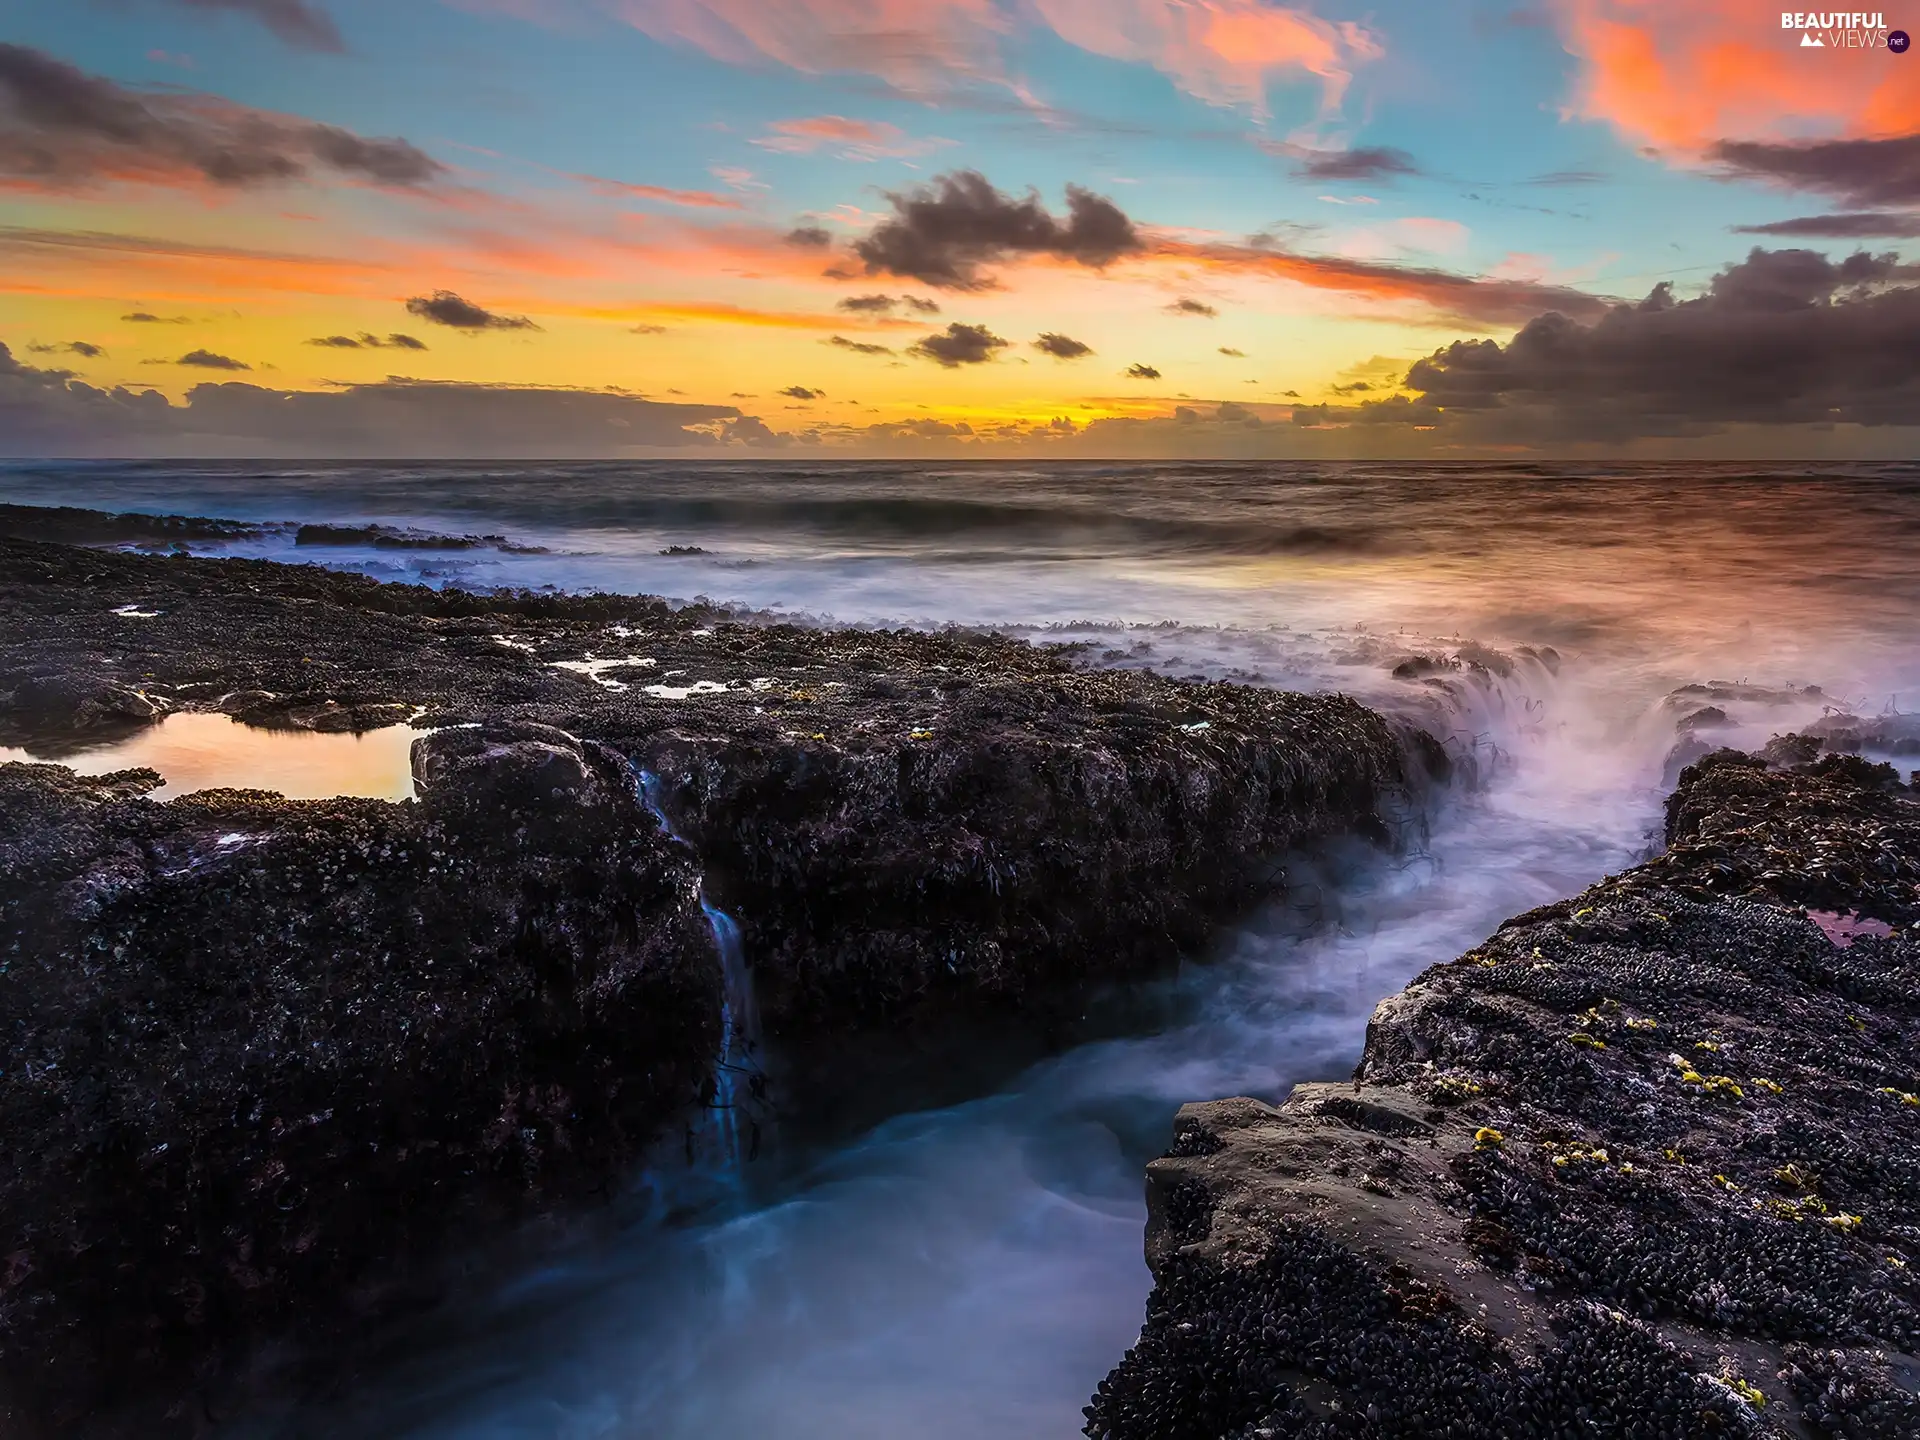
[2,0,1919,457]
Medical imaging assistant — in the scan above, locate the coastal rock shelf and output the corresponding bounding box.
[0,517,1438,1432]
[1088,752,1920,1438]
[0,725,719,1432]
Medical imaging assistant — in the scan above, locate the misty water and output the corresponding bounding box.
[6,460,1919,1437]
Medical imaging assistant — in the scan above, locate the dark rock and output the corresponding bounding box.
[0,527,1435,1040]
[293,522,513,551]
[0,515,1444,1431]
[1761,731,1823,768]
[1090,745,1920,1438]
[1677,703,1732,732]
[220,689,413,733]
[644,676,1416,1032]
[1662,734,1712,787]
[0,728,719,1434]
[0,504,262,548]
[5,672,164,736]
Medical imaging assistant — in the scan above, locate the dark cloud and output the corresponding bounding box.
[0,43,442,192]
[827,335,892,355]
[1215,402,1258,424]
[1246,221,1326,249]
[161,0,345,53]
[720,415,784,446]
[1218,346,1246,357]
[853,170,1140,290]
[304,331,427,350]
[1124,363,1161,380]
[778,385,823,399]
[629,323,668,335]
[863,417,974,440]
[1166,297,1217,317]
[1290,145,1421,182]
[1033,332,1092,359]
[0,344,744,456]
[404,290,540,332]
[834,292,941,316]
[1326,247,1920,441]
[1523,168,1607,186]
[907,322,1008,367]
[1735,212,1920,239]
[1162,238,1615,326]
[1711,134,1920,209]
[785,225,832,247]
[27,340,103,358]
[177,348,248,369]
[122,311,190,323]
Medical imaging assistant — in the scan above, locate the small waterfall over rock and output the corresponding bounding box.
[633,765,769,1173]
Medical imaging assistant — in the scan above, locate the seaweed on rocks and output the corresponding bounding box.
[1088,748,1920,1438]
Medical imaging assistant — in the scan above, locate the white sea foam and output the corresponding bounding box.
[9,461,1914,1437]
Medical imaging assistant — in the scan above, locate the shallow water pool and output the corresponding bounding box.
[0,710,421,801]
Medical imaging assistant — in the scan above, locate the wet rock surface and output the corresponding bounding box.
[0,516,1433,1431]
[0,725,719,1434]
[0,529,1430,1033]
[0,503,265,549]
[1089,750,1920,1438]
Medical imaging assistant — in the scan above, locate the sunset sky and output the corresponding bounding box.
[3,0,1919,457]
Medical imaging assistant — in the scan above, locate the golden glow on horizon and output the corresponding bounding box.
[4,2,1913,458]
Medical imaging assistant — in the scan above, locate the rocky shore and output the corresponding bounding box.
[0,509,1438,1432]
[1088,750,1920,1437]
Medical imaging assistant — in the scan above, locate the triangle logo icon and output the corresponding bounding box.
[1801,31,1825,45]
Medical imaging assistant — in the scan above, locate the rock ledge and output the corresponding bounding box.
[1090,751,1920,1439]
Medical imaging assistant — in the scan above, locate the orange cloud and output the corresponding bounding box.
[606,0,1375,114]
[575,299,915,329]
[1558,0,1920,150]
[1030,0,1380,116]
[0,225,404,300]
[764,115,890,144]
[571,174,745,208]
[751,114,946,159]
[614,0,1009,94]
[1146,237,1614,326]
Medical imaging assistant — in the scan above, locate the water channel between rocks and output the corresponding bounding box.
[8,462,1919,1437]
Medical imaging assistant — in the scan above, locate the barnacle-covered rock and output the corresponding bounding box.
[1090,748,1920,1437]
[0,518,1439,1431]
[0,729,719,1434]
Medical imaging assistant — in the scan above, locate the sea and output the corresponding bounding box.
[4,458,1918,1438]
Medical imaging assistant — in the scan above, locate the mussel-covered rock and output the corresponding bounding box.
[0,734,719,1434]
[1090,746,1920,1437]
[5,672,163,734]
